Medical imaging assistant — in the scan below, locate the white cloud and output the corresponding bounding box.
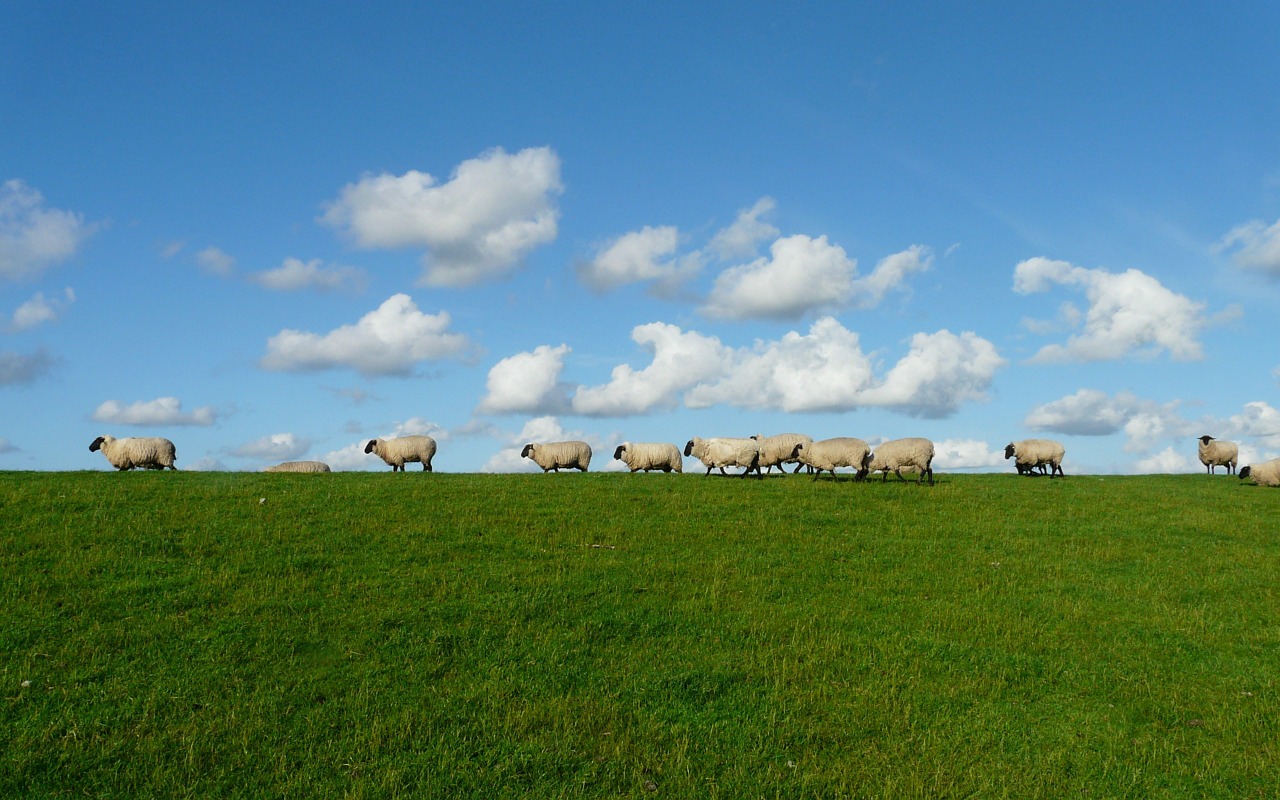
[232,432,312,461]
[707,197,779,260]
[92,396,219,427]
[573,323,731,416]
[6,288,74,332]
[196,246,236,277]
[320,146,562,287]
[249,257,366,292]
[321,417,449,471]
[932,439,1006,470]
[1013,257,1208,362]
[477,343,572,415]
[572,318,1002,417]
[1225,401,1280,448]
[1134,447,1196,474]
[702,238,931,320]
[577,226,701,294]
[260,293,472,376]
[0,180,97,282]
[1220,216,1280,277]
[0,348,56,385]
[1024,389,1190,452]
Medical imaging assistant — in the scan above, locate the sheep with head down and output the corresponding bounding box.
[264,460,331,473]
[1239,458,1280,487]
[613,442,682,473]
[522,441,592,472]
[89,435,178,471]
[364,435,437,472]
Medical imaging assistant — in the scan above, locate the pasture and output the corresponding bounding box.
[2,470,1277,798]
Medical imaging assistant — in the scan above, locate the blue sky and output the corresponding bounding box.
[4,2,1280,473]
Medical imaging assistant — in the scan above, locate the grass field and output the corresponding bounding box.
[2,470,1277,798]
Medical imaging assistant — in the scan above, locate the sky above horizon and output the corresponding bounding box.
[4,2,1280,474]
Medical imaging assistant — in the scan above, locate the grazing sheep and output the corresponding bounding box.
[752,433,813,474]
[683,436,762,478]
[1239,458,1280,487]
[613,442,683,473]
[793,437,871,481]
[1004,439,1066,477]
[867,437,935,485]
[522,441,592,472]
[1197,435,1238,475]
[364,435,437,472]
[264,460,331,473]
[88,435,177,471]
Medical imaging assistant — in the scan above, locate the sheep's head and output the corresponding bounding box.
[1004,443,1016,459]
[1198,435,1215,445]
[363,439,380,454]
[89,436,111,452]
[790,442,805,459]
[1240,466,1252,480]
[613,444,627,460]
[521,444,535,459]
[683,439,695,457]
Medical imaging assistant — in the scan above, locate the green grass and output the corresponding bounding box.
[2,470,1277,798]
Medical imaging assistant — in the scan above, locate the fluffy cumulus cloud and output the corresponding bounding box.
[702,238,931,320]
[260,293,472,376]
[1013,258,1207,362]
[1220,216,1280,277]
[932,439,1007,470]
[565,318,1001,417]
[573,323,731,416]
[232,432,312,461]
[92,396,219,427]
[1225,401,1280,449]
[5,288,74,332]
[1134,447,1196,474]
[320,146,562,287]
[1024,389,1189,453]
[0,180,97,282]
[578,226,701,295]
[249,257,366,292]
[0,348,56,385]
[477,343,572,415]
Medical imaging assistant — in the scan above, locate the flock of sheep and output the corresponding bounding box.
[85,431,1279,486]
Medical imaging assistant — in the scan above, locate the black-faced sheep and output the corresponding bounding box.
[522,441,592,472]
[792,437,871,481]
[1005,439,1065,477]
[1239,458,1280,487]
[1197,435,1238,475]
[867,437,934,485]
[683,436,762,478]
[613,442,682,473]
[89,435,177,471]
[365,436,437,472]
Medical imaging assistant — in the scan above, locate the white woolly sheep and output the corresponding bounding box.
[752,433,813,474]
[364,435,437,472]
[683,436,762,478]
[522,441,592,472]
[1197,435,1238,475]
[866,437,935,485]
[1004,439,1066,478]
[793,437,871,481]
[89,435,177,471]
[1239,458,1280,487]
[264,460,331,473]
[613,442,683,473]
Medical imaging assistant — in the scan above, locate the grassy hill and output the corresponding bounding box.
[2,470,1276,797]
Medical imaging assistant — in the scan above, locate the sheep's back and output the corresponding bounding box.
[868,437,934,471]
[801,437,871,471]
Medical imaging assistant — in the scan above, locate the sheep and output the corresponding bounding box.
[1004,439,1066,477]
[1197,435,1238,475]
[792,437,871,481]
[1239,458,1280,487]
[364,435,437,472]
[752,433,813,474]
[683,436,762,478]
[88,435,177,471]
[866,437,935,485]
[613,442,682,473]
[264,460,331,473]
[522,441,592,472]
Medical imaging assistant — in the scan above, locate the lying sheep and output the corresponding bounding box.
[364,435,437,472]
[613,442,682,473]
[522,441,592,472]
[683,436,762,478]
[1005,439,1065,477]
[793,437,871,481]
[88,435,177,471]
[1197,435,1238,475]
[752,433,813,474]
[866,437,935,485]
[1239,458,1280,487]
[264,460,331,473]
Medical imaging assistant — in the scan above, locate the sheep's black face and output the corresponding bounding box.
[363,440,377,454]
[790,443,803,459]
[89,436,105,452]
[521,444,534,458]
[1004,444,1016,459]
[1240,466,1252,480]
[613,445,626,460]
[683,440,694,457]
[1199,435,1215,445]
